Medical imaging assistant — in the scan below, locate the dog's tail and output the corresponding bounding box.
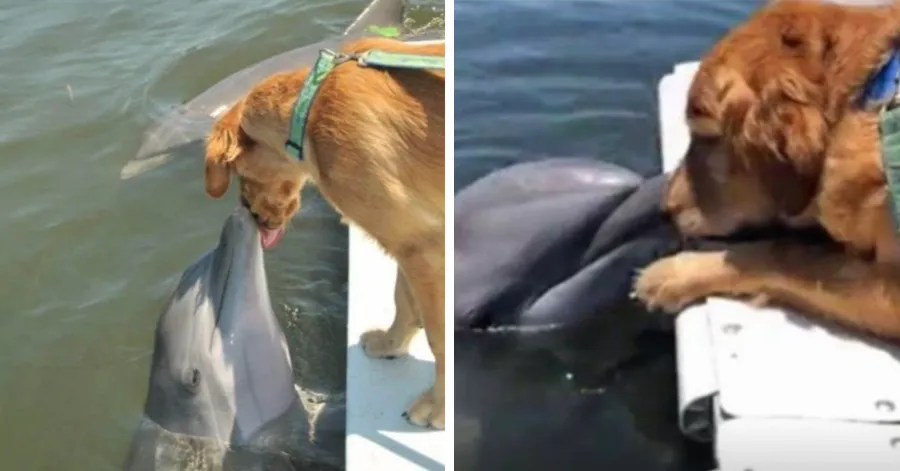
[204,100,249,198]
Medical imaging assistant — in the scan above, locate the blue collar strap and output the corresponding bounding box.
[284,48,445,160]
[863,50,900,111]
[871,50,900,235]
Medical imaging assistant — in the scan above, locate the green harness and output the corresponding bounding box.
[874,51,900,235]
[881,106,900,233]
[284,48,445,161]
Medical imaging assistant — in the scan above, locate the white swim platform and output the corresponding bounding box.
[660,62,900,471]
[345,225,445,470]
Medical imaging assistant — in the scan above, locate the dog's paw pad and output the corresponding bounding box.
[360,329,409,359]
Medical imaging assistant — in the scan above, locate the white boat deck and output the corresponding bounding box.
[345,225,445,470]
[660,62,900,471]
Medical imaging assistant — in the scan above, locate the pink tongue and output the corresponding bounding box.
[259,226,285,249]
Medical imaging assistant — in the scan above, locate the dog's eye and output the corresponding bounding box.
[687,102,707,118]
[781,35,802,49]
[779,22,804,50]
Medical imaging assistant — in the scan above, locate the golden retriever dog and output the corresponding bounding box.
[633,0,900,340]
[203,36,445,429]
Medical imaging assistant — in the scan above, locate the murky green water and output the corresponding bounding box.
[0,1,440,469]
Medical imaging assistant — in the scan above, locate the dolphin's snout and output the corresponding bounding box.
[224,206,260,244]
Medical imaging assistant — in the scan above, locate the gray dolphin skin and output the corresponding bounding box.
[453,160,695,470]
[124,207,343,471]
[454,159,675,330]
[120,0,409,180]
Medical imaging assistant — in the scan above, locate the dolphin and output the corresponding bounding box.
[454,158,675,330]
[453,159,705,470]
[120,0,412,180]
[454,158,833,331]
[124,207,344,471]
[453,159,837,470]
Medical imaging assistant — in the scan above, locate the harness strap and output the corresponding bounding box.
[285,49,346,160]
[357,50,445,70]
[871,50,900,235]
[880,105,900,236]
[284,48,444,160]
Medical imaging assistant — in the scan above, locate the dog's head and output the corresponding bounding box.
[666,0,900,237]
[203,74,308,249]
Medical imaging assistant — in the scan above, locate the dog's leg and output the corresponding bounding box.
[633,241,900,340]
[393,233,445,430]
[360,267,421,359]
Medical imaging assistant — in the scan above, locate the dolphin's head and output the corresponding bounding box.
[140,206,296,444]
[125,207,345,470]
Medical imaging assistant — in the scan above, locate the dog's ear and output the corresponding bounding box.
[724,70,826,216]
[204,158,231,199]
[204,102,250,199]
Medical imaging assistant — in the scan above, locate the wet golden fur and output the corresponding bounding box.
[633,0,900,340]
[203,37,445,428]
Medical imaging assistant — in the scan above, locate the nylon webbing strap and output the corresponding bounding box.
[284,48,444,161]
[285,50,340,160]
[357,49,445,70]
[880,106,900,234]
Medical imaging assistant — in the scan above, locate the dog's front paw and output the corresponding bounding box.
[403,386,444,430]
[360,329,410,359]
[632,253,713,313]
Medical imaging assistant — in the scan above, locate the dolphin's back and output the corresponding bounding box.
[122,0,416,179]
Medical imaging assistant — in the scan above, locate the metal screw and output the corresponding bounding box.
[876,399,896,412]
[722,323,742,334]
